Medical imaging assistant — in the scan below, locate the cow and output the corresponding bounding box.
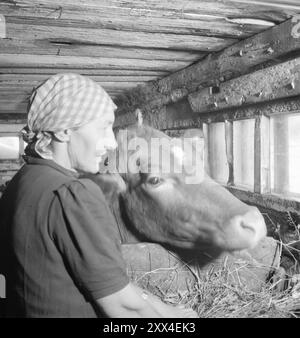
[86,124,267,257]
[83,124,283,295]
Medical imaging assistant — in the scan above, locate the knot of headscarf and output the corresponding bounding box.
[22,73,116,159]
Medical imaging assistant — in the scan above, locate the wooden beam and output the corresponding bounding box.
[202,123,210,177]
[272,114,290,194]
[113,94,300,136]
[191,96,300,124]
[188,57,300,113]
[114,97,196,129]
[261,115,271,194]
[225,120,234,186]
[254,115,262,194]
[116,17,300,114]
[0,114,26,122]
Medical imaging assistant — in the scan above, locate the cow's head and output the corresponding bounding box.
[96,124,266,252]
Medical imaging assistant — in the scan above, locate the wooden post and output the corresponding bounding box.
[202,123,210,176]
[225,120,234,186]
[261,115,271,194]
[244,114,271,194]
[254,115,262,193]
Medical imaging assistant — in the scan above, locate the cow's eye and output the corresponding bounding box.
[147,176,161,186]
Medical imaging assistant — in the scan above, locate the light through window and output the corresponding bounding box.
[0,137,20,160]
[206,122,228,184]
[271,113,300,196]
[233,119,255,191]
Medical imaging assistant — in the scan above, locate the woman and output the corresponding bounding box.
[0,73,197,318]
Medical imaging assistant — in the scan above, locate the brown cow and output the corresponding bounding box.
[87,124,267,256]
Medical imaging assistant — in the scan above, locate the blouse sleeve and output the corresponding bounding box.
[49,178,129,301]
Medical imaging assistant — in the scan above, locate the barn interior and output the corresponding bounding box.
[1,0,300,312]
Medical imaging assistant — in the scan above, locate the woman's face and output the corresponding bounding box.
[68,108,117,173]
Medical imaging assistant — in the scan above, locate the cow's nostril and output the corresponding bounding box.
[225,208,267,250]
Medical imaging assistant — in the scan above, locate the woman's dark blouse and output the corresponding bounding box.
[0,156,129,317]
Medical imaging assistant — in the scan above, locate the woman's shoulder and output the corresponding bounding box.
[55,176,106,203]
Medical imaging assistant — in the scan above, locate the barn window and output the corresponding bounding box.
[205,122,228,185]
[0,136,20,160]
[233,119,255,191]
[0,123,25,188]
[0,124,24,161]
[270,113,300,197]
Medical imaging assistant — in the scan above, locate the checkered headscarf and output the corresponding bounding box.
[22,73,116,159]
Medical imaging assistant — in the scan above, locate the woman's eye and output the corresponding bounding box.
[147,177,161,186]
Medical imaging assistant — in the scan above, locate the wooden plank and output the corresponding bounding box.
[202,123,210,176]
[5,21,237,52]
[0,81,146,91]
[0,160,22,171]
[254,115,262,194]
[0,10,273,39]
[0,37,206,62]
[261,115,270,194]
[0,54,191,72]
[253,115,271,194]
[225,120,234,186]
[1,0,292,21]
[230,0,300,11]
[0,68,169,77]
[0,114,26,122]
[188,57,300,113]
[116,17,300,114]
[0,74,161,84]
[0,124,23,132]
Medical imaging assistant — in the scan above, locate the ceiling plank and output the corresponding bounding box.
[1,0,293,21]
[0,68,169,77]
[0,82,146,91]
[0,54,192,72]
[5,21,237,52]
[230,0,300,11]
[1,9,278,39]
[0,74,161,83]
[0,38,206,62]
